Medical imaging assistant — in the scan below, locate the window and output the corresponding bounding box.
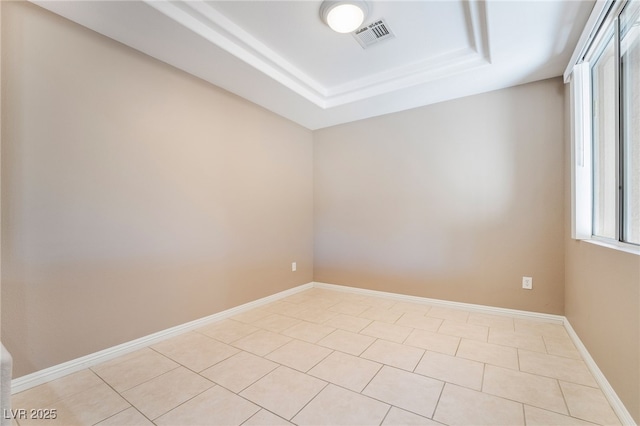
[591,29,617,240]
[569,0,640,251]
[620,3,640,244]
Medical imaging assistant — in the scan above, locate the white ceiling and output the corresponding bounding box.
[32,0,594,130]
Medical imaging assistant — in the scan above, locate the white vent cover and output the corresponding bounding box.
[353,18,395,49]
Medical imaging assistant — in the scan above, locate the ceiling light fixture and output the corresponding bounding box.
[320,0,369,34]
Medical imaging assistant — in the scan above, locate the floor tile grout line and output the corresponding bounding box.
[87,377,140,426]
[517,356,602,388]
[521,403,603,426]
[452,335,462,356]
[238,406,290,426]
[237,408,262,426]
[296,346,335,374]
[376,404,393,426]
[226,384,284,425]
[109,357,216,420]
[212,359,279,395]
[355,362,384,394]
[287,380,330,423]
[411,348,428,374]
[480,384,572,418]
[430,380,447,422]
[541,333,550,355]
[484,331,549,354]
[557,378,622,423]
[147,344,233,378]
[197,326,262,346]
[99,364,180,423]
[556,378,573,421]
[302,368,445,423]
[147,384,214,424]
[410,363,489,394]
[89,406,138,426]
[359,364,448,420]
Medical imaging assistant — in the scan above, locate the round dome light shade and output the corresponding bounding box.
[320,1,369,34]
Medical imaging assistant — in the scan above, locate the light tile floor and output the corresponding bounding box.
[10,288,622,426]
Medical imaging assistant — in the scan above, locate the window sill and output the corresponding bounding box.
[581,238,640,256]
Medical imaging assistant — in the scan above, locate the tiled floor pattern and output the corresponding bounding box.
[11,288,622,425]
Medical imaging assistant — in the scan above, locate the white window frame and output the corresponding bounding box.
[567,0,640,255]
[571,63,593,241]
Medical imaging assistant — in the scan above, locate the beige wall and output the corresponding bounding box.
[564,241,640,422]
[314,78,566,314]
[564,86,640,423]
[1,2,313,377]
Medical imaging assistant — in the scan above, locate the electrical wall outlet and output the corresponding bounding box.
[292,262,297,272]
[522,276,533,290]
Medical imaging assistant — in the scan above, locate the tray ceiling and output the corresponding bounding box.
[32,0,594,130]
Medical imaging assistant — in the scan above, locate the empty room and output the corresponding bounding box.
[1,0,639,425]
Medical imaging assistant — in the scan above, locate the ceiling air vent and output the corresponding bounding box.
[353,18,395,49]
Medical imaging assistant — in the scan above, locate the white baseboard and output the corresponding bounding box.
[11,280,636,425]
[312,282,565,323]
[10,282,314,394]
[312,281,636,425]
[563,320,636,425]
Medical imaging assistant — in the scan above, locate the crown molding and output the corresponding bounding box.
[144,0,328,105]
[144,0,491,110]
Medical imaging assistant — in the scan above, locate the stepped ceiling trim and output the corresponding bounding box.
[145,0,491,109]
